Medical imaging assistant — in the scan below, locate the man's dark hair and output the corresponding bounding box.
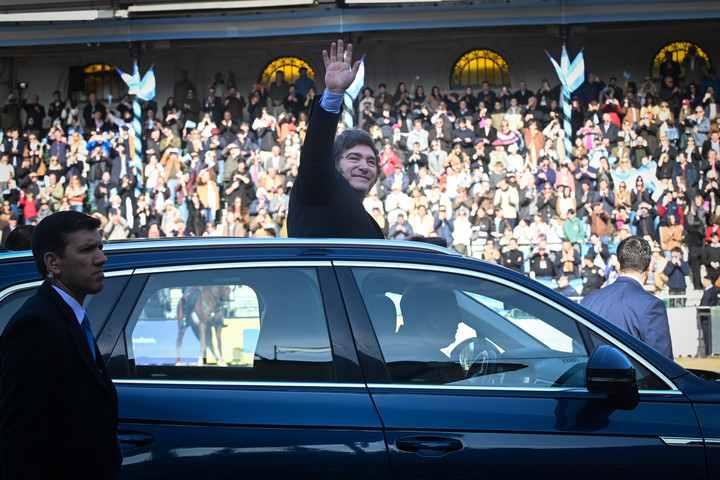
[671,246,683,254]
[32,211,101,277]
[5,225,35,251]
[333,128,380,173]
[616,235,652,274]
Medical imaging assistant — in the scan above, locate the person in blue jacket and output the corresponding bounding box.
[581,236,673,359]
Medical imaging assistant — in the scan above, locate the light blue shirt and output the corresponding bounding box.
[319,91,344,114]
[51,285,84,327]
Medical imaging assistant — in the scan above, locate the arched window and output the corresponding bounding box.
[451,49,510,89]
[651,41,710,80]
[83,63,122,100]
[260,57,316,90]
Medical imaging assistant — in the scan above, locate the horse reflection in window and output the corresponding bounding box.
[176,285,233,366]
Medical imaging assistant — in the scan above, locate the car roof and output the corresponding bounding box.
[0,237,461,260]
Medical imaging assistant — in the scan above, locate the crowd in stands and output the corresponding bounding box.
[2,51,720,297]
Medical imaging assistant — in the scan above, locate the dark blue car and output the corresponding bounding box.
[1,238,718,479]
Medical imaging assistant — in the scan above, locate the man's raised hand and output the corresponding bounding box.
[323,40,361,95]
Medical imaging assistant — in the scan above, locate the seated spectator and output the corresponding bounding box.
[481,238,501,264]
[389,213,413,241]
[555,275,580,298]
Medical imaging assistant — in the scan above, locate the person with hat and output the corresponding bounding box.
[293,66,316,99]
[580,251,605,296]
[582,236,673,358]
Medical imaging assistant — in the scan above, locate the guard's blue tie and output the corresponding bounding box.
[81,314,96,361]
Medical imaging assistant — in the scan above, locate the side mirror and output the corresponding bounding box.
[586,345,637,397]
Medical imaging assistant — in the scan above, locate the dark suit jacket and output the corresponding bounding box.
[2,138,27,167]
[599,122,619,145]
[475,125,498,145]
[581,276,673,358]
[700,286,719,307]
[288,98,384,239]
[110,154,131,185]
[0,282,120,478]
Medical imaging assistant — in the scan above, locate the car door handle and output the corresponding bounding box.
[118,431,154,450]
[395,436,463,457]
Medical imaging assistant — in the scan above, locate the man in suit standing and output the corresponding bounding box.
[0,211,122,478]
[581,235,673,359]
[598,113,620,146]
[698,275,718,356]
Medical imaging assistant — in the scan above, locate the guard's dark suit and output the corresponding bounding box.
[288,99,384,239]
[0,282,120,479]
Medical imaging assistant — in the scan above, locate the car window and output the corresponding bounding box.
[0,287,36,334]
[124,266,335,382]
[352,267,667,390]
[0,277,127,335]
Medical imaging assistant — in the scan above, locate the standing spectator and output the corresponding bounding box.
[704,231,720,283]
[700,275,719,307]
[664,247,690,306]
[82,92,106,128]
[555,239,581,280]
[103,208,130,240]
[294,67,316,98]
[685,195,707,290]
[529,241,555,281]
[587,202,611,243]
[502,237,524,273]
[181,89,201,129]
[433,206,454,247]
[580,253,605,297]
[267,70,290,117]
[660,213,684,256]
[22,94,46,133]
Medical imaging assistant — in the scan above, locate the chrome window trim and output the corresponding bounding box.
[334,261,679,392]
[660,436,705,447]
[706,438,720,447]
[366,384,683,395]
[133,260,332,275]
[0,280,43,302]
[0,269,134,303]
[100,237,461,256]
[111,378,682,396]
[113,379,368,389]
